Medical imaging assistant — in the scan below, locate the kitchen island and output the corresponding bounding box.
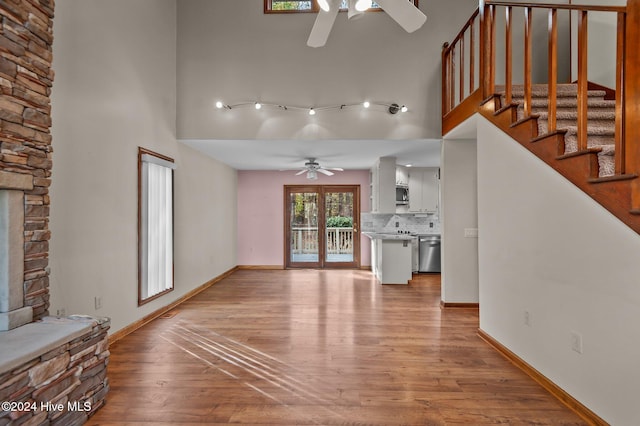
[363,232,415,285]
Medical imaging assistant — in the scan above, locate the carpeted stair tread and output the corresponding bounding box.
[563,125,615,137]
[509,89,607,99]
[595,145,616,177]
[528,98,616,109]
[536,110,616,121]
[496,83,619,178]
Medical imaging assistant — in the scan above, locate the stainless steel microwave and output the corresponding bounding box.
[396,186,409,205]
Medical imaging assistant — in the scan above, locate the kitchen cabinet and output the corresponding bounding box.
[396,166,409,186]
[370,237,413,284]
[408,167,439,213]
[370,157,396,213]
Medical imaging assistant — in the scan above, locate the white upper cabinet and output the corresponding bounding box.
[396,166,409,186]
[408,167,439,213]
[371,157,396,213]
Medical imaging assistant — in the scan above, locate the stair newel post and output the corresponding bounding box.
[479,0,495,99]
[626,0,640,211]
[469,20,475,95]
[547,8,558,134]
[442,42,450,116]
[615,11,626,176]
[505,6,513,106]
[459,37,464,103]
[523,7,533,117]
[577,10,589,152]
[449,45,456,109]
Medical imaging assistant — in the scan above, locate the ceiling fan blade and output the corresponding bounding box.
[307,0,341,47]
[295,169,307,176]
[375,0,427,33]
[318,169,335,176]
[327,167,344,171]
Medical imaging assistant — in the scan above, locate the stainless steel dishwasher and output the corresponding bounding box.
[418,234,441,273]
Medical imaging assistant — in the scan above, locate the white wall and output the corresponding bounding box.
[50,0,237,335]
[477,116,640,425]
[440,138,478,303]
[176,0,477,141]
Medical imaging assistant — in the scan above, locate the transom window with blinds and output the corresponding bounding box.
[138,147,175,305]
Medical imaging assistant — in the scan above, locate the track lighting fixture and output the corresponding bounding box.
[215,100,409,115]
[388,103,408,114]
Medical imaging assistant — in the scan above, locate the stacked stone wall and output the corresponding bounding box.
[0,0,55,319]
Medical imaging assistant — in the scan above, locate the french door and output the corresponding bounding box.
[285,185,360,269]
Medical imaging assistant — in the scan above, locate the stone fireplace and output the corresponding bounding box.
[0,0,56,329]
[0,1,110,423]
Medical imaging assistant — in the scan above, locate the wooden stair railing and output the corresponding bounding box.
[442,0,640,234]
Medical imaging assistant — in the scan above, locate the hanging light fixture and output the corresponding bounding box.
[317,0,330,11]
[355,0,372,11]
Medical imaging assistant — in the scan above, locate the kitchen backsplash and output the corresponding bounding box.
[361,213,441,234]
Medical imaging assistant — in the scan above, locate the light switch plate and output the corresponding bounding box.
[464,228,479,238]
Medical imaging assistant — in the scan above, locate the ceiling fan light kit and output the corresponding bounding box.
[307,0,427,48]
[284,158,345,180]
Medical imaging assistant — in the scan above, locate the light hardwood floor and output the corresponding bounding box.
[87,270,586,425]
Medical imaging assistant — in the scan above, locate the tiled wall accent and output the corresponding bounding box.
[0,0,55,320]
[0,317,110,425]
[361,213,441,235]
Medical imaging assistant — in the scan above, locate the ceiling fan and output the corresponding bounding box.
[308,0,427,48]
[292,158,344,180]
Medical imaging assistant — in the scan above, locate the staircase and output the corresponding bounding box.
[442,0,640,235]
[505,85,616,177]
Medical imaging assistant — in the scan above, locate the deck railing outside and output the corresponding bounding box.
[291,227,354,254]
[442,0,640,206]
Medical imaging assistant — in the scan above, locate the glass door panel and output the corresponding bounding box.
[288,191,319,266]
[324,190,355,264]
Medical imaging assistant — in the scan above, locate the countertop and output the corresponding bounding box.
[362,232,417,241]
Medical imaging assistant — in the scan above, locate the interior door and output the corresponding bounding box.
[285,185,360,269]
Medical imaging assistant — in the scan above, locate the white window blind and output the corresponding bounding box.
[139,151,175,303]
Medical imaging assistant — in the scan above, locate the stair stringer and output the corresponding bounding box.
[478,99,640,234]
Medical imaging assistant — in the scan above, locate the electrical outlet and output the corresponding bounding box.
[524,310,531,327]
[94,296,103,310]
[56,308,66,317]
[570,331,583,354]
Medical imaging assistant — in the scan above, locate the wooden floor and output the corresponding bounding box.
[87,270,586,425]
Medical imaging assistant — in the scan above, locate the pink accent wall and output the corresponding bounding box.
[237,170,371,267]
